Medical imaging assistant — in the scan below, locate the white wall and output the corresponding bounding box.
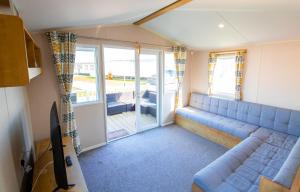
[190,40,300,110]
[0,87,34,192]
[74,103,106,149]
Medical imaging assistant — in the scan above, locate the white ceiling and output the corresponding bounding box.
[13,0,176,30]
[13,0,300,49]
[143,0,300,49]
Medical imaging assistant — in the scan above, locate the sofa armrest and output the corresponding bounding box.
[259,165,300,192]
[273,139,300,188]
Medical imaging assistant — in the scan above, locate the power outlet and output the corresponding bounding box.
[20,148,34,192]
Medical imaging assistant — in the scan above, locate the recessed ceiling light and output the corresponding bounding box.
[218,23,225,29]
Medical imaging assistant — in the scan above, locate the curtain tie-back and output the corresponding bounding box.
[62,94,72,102]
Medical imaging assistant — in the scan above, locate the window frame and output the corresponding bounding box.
[163,51,178,93]
[72,44,101,107]
[210,53,236,100]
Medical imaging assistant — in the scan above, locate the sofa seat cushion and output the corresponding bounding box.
[211,117,258,139]
[141,100,156,108]
[193,136,293,192]
[251,128,298,150]
[176,107,217,124]
[176,107,258,139]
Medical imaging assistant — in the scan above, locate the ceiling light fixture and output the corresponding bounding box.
[218,23,225,29]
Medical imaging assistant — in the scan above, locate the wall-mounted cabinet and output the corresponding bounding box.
[0,14,42,87]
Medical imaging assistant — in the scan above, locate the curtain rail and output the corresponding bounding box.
[77,35,173,49]
[210,49,247,55]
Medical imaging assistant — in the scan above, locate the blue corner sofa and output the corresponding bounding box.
[175,92,300,192]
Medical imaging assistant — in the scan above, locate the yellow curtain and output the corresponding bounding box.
[46,31,81,154]
[235,51,246,100]
[172,46,187,108]
[208,53,217,95]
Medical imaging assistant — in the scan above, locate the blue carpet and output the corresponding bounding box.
[79,125,227,192]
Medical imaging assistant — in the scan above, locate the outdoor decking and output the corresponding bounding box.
[107,111,156,141]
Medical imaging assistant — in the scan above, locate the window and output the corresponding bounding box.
[211,54,236,99]
[103,47,136,94]
[164,52,177,91]
[72,46,99,104]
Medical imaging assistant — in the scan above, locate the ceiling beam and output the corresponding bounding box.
[133,0,192,25]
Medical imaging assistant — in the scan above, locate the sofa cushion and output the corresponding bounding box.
[148,92,156,103]
[217,99,229,116]
[236,102,250,122]
[176,106,216,120]
[260,105,276,129]
[177,107,221,127]
[289,111,300,136]
[107,101,125,108]
[176,107,257,139]
[273,138,300,188]
[209,98,219,114]
[274,109,291,133]
[211,117,258,139]
[189,93,205,110]
[251,128,298,150]
[202,96,211,111]
[106,93,117,103]
[246,103,262,126]
[227,100,239,119]
[259,106,300,137]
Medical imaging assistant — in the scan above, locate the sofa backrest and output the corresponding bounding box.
[106,93,121,103]
[189,92,300,136]
[142,90,156,104]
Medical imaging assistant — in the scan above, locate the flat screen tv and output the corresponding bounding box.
[50,102,74,191]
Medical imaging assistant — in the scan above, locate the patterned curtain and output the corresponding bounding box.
[235,51,246,100]
[46,31,81,154]
[172,46,187,108]
[208,53,217,95]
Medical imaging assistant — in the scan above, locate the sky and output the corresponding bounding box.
[75,47,176,77]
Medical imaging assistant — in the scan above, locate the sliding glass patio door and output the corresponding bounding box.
[104,46,137,141]
[136,49,160,132]
[104,46,160,141]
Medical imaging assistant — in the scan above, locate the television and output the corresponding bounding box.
[50,102,74,191]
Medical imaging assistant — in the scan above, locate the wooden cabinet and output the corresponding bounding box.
[0,14,42,87]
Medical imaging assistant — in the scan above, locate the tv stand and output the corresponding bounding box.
[52,184,75,192]
[32,137,88,192]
